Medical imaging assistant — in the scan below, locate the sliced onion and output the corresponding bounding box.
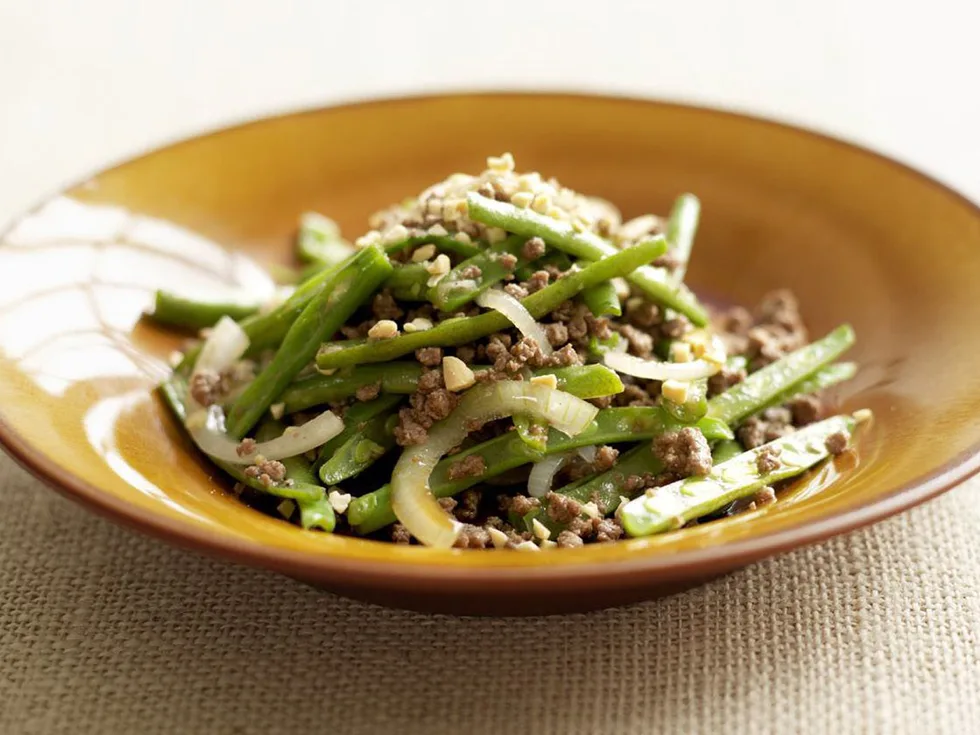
[186,405,343,464]
[528,453,573,498]
[194,316,249,376]
[604,351,720,381]
[390,381,598,548]
[476,289,552,356]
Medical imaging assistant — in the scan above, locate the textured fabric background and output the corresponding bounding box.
[2,453,978,735]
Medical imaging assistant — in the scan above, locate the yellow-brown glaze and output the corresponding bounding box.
[1,93,978,615]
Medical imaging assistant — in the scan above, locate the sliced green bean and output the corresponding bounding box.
[621,414,857,536]
[765,362,858,409]
[513,415,548,453]
[157,377,324,504]
[581,280,622,317]
[554,443,658,512]
[384,234,482,259]
[665,193,701,283]
[317,236,667,370]
[711,439,745,465]
[297,212,354,267]
[514,251,571,281]
[313,394,403,470]
[539,364,624,399]
[707,324,855,426]
[282,363,422,414]
[227,245,393,437]
[385,263,430,301]
[466,193,707,325]
[663,378,708,423]
[319,411,397,485]
[431,236,527,312]
[148,291,258,331]
[348,408,732,534]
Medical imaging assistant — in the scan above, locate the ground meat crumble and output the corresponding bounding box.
[653,428,712,477]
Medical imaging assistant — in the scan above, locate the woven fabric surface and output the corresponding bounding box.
[1,454,978,734]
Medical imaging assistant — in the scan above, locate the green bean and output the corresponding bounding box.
[319,410,397,485]
[157,376,324,504]
[430,236,527,312]
[553,443,658,512]
[347,408,732,534]
[765,362,858,409]
[148,291,258,331]
[581,280,622,317]
[317,236,667,370]
[620,414,857,536]
[664,194,701,283]
[711,439,745,465]
[255,420,335,531]
[227,245,393,437]
[296,212,354,267]
[282,363,422,413]
[466,193,707,325]
[385,263,430,301]
[514,251,571,281]
[707,324,855,426]
[513,415,548,453]
[663,378,708,423]
[313,394,403,470]
[176,259,344,374]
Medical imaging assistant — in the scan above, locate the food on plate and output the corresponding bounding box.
[150,153,867,549]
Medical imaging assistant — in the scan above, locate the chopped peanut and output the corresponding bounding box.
[529,373,558,390]
[442,356,476,392]
[662,379,690,404]
[367,320,399,340]
[411,243,436,262]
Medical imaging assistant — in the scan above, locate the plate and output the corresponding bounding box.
[2,93,978,615]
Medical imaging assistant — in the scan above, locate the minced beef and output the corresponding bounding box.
[522,236,546,260]
[505,494,540,517]
[653,428,712,477]
[614,381,657,407]
[617,324,655,357]
[371,289,404,320]
[498,253,518,271]
[354,382,381,402]
[544,492,582,524]
[557,530,584,548]
[593,445,619,472]
[391,523,412,544]
[660,316,691,340]
[454,489,482,522]
[549,343,583,367]
[415,346,442,367]
[453,524,491,549]
[707,364,746,397]
[544,322,569,347]
[594,518,624,542]
[447,455,487,481]
[755,445,782,475]
[459,264,482,280]
[341,320,376,340]
[189,368,227,407]
[524,270,550,293]
[504,283,528,299]
[787,394,823,426]
[236,438,257,458]
[393,368,459,446]
[825,431,848,455]
[244,459,287,487]
[737,407,794,449]
[626,299,661,328]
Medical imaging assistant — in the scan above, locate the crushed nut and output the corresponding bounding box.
[381,224,409,245]
[427,223,448,236]
[485,227,507,244]
[442,356,476,392]
[662,379,690,404]
[487,152,516,173]
[531,518,551,540]
[487,527,509,549]
[403,317,434,333]
[355,230,382,248]
[511,191,534,208]
[411,243,437,262]
[426,253,451,276]
[328,489,352,514]
[670,341,693,363]
[531,193,552,214]
[529,373,558,390]
[367,320,399,340]
[270,403,285,420]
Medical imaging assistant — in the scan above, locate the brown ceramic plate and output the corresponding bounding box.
[1,93,978,615]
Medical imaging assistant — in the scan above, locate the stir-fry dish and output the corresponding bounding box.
[151,153,869,550]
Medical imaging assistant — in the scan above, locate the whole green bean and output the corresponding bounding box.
[347,408,731,534]
[513,415,548,453]
[581,280,622,317]
[553,443,659,512]
[313,393,403,470]
[227,245,392,437]
[383,234,481,259]
[385,263,431,301]
[176,259,344,374]
[620,414,857,536]
[319,411,397,485]
[282,363,422,414]
[707,324,855,426]
[514,251,571,281]
[430,236,527,312]
[663,378,708,423]
[296,212,354,267]
[465,193,707,325]
[664,193,701,284]
[148,291,259,331]
[316,236,667,370]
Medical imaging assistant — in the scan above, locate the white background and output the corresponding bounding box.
[2,0,979,224]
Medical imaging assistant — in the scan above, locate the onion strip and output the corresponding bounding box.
[390,381,598,548]
[604,351,720,381]
[194,315,249,377]
[186,405,343,464]
[476,289,553,356]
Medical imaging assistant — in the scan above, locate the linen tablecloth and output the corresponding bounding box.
[2,454,978,734]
